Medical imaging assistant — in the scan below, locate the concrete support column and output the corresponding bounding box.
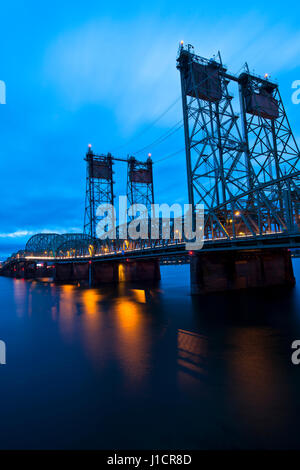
[118,258,161,283]
[190,248,295,295]
[54,262,73,282]
[92,262,119,286]
[24,262,36,279]
[54,259,161,286]
[54,262,90,283]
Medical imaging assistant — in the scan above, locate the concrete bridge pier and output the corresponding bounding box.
[92,259,161,286]
[54,258,161,286]
[54,261,118,286]
[54,262,83,283]
[92,262,118,286]
[117,258,161,283]
[6,263,17,277]
[23,261,37,279]
[7,263,18,278]
[14,262,27,278]
[35,262,55,278]
[10,261,50,279]
[190,248,295,295]
[2,261,34,279]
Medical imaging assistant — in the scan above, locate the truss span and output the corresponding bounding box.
[25,233,95,257]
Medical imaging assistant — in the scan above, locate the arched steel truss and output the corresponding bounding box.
[56,237,99,257]
[25,233,97,257]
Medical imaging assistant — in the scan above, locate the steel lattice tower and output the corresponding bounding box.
[238,71,300,232]
[127,156,154,215]
[84,147,114,238]
[177,43,300,240]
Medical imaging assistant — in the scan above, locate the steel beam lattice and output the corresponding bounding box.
[127,156,154,216]
[177,43,300,241]
[84,147,114,238]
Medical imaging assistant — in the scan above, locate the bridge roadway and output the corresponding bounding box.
[19,231,300,263]
[2,232,299,294]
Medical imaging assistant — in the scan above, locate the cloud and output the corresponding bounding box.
[0,230,34,239]
[43,17,182,134]
[43,13,300,135]
[0,227,82,239]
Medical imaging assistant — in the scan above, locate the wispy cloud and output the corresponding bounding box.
[0,227,82,239]
[0,230,34,239]
[43,13,300,136]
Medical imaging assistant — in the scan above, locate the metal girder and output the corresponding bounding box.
[25,233,95,257]
[177,44,300,241]
[127,156,154,216]
[56,236,99,258]
[25,233,63,256]
[84,148,114,238]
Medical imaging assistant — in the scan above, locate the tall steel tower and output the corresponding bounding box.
[177,43,300,239]
[127,155,154,214]
[238,71,300,232]
[84,146,114,238]
[177,44,246,238]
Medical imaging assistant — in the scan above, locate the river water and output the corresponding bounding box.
[0,262,300,449]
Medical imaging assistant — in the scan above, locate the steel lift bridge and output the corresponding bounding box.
[3,44,300,293]
[178,45,300,242]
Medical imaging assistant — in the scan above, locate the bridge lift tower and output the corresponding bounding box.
[84,145,154,237]
[238,71,300,232]
[127,155,154,214]
[177,44,246,238]
[83,146,114,238]
[177,43,300,239]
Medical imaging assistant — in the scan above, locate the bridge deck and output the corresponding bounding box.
[8,232,300,265]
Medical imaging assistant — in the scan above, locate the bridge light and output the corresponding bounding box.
[264,73,269,79]
[88,143,92,148]
[180,40,184,45]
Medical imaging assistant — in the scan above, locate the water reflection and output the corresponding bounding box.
[226,327,294,437]
[131,289,146,304]
[81,289,102,315]
[114,296,150,384]
[5,263,300,448]
[53,283,151,376]
[177,329,208,379]
[13,279,28,317]
[79,289,104,363]
[58,285,77,338]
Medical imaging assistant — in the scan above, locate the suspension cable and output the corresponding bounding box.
[111,95,181,152]
[133,120,183,155]
[153,147,185,164]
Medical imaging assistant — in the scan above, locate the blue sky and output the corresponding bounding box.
[0,0,300,258]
